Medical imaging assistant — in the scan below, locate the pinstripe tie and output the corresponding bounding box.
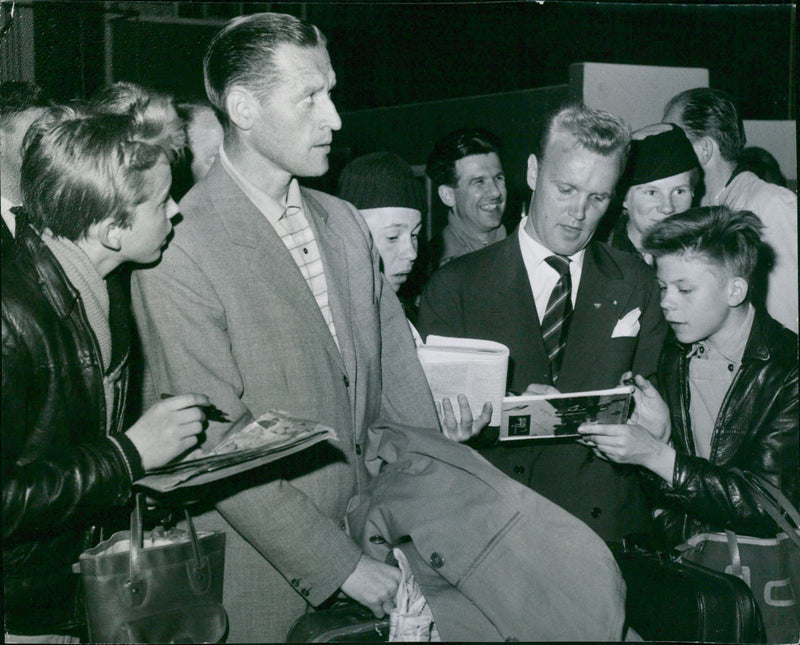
[542,255,572,384]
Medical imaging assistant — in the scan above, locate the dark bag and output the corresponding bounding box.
[677,471,800,644]
[612,542,765,643]
[286,599,390,643]
[76,494,227,643]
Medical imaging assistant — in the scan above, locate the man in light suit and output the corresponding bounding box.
[130,13,439,642]
[418,103,668,542]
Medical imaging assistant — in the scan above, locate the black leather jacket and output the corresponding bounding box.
[643,309,799,548]
[2,220,143,635]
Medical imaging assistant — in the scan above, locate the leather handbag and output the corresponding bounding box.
[286,599,390,643]
[75,494,227,643]
[612,541,765,643]
[677,471,800,644]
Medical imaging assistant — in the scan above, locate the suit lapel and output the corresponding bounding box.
[559,243,629,383]
[204,166,346,373]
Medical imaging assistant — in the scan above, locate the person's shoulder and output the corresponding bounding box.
[590,240,654,280]
[730,171,796,210]
[757,312,799,373]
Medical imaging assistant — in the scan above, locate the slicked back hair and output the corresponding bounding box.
[203,12,326,130]
[663,88,746,164]
[425,127,503,188]
[537,102,630,171]
[644,205,763,290]
[21,106,173,241]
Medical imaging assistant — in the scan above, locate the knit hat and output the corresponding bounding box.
[338,152,426,213]
[624,123,700,187]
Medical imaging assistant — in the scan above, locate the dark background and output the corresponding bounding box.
[32,1,795,119]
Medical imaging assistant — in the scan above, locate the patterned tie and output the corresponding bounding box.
[541,255,572,384]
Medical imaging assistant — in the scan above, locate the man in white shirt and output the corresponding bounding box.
[0,82,47,245]
[663,87,797,333]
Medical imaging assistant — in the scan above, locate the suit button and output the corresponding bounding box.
[342,374,350,387]
[430,552,445,569]
[355,443,362,455]
[301,588,310,597]
[369,535,386,544]
[591,507,602,519]
[513,465,525,475]
[291,579,300,587]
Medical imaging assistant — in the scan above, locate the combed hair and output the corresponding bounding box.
[89,81,185,162]
[663,88,746,164]
[643,205,763,288]
[425,127,503,188]
[203,12,326,130]
[21,105,171,241]
[538,102,630,163]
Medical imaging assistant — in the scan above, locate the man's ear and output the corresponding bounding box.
[727,276,749,307]
[526,154,539,190]
[438,184,456,208]
[693,136,716,167]
[97,218,122,252]
[225,87,257,131]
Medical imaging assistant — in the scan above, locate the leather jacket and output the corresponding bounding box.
[2,220,143,635]
[644,309,798,548]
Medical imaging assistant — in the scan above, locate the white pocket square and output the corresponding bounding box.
[611,307,641,338]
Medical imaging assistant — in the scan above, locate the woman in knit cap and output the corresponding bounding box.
[338,150,425,297]
[607,123,701,264]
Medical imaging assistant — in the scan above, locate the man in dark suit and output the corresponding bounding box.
[418,103,668,542]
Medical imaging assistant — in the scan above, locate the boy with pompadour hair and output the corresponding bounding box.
[578,204,798,549]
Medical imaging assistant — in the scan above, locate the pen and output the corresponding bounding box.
[160,393,230,423]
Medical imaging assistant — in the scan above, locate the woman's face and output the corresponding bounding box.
[359,207,422,292]
[623,170,696,238]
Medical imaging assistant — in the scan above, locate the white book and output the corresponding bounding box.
[417,335,509,426]
[500,386,634,441]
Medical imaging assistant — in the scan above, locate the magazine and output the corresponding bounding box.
[417,335,509,426]
[500,386,634,441]
[135,410,336,493]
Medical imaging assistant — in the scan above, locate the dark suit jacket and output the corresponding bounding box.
[418,229,668,541]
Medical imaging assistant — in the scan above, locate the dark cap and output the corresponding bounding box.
[338,152,425,213]
[625,123,700,187]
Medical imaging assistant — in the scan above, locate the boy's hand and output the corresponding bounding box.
[621,372,671,442]
[577,422,676,482]
[126,394,210,470]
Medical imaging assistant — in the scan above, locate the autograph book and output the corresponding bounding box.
[500,386,634,440]
[135,410,335,493]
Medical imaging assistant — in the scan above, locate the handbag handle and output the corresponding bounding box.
[126,494,208,604]
[732,468,800,550]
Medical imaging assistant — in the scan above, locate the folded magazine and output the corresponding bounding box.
[500,386,634,440]
[135,410,336,493]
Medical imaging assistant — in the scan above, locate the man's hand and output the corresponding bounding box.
[340,554,401,618]
[521,383,560,396]
[126,393,210,470]
[577,422,676,482]
[438,394,492,442]
[621,372,671,442]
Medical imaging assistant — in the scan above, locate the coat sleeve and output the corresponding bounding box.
[2,306,136,540]
[130,243,362,604]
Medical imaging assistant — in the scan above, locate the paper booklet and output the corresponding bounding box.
[135,410,336,493]
[417,335,510,427]
[499,385,634,441]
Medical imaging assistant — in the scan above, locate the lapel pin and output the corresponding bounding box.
[593,302,602,309]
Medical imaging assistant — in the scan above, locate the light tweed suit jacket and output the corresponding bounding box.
[131,160,438,642]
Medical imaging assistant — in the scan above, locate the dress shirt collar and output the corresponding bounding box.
[691,303,754,364]
[218,145,304,224]
[518,215,586,271]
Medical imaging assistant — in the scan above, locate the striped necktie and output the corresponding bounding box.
[542,255,572,384]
